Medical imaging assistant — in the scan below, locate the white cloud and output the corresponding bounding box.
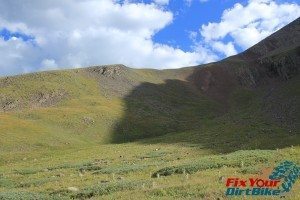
[211,41,237,57]
[188,31,198,42]
[200,0,300,50]
[41,59,58,70]
[0,0,216,76]
[0,37,39,75]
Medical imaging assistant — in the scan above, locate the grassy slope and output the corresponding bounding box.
[0,64,299,199]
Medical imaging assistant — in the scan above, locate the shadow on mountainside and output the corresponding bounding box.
[110,65,300,153]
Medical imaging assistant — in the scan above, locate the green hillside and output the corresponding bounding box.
[0,18,299,199]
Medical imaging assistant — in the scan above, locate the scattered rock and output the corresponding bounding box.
[101,66,123,77]
[31,90,67,107]
[88,65,126,78]
[82,116,95,125]
[56,173,65,177]
[1,98,21,112]
[67,187,79,192]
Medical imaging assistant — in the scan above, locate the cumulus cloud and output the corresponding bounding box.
[0,0,215,76]
[200,0,300,50]
[41,59,58,70]
[0,37,38,75]
[211,41,237,57]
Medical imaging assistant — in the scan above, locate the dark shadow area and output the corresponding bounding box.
[110,65,300,153]
[111,78,222,143]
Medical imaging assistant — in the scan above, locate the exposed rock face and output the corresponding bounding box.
[87,64,126,78]
[30,90,67,108]
[101,66,123,77]
[188,64,237,104]
[0,96,21,111]
[0,90,67,112]
[236,48,299,88]
[198,70,212,92]
[236,64,261,87]
[186,18,300,117]
[85,64,139,97]
[240,18,300,60]
[261,53,299,81]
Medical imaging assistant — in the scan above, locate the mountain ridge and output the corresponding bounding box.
[0,18,300,145]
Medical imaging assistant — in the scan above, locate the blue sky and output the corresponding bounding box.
[0,28,34,42]
[0,0,299,76]
[153,0,245,52]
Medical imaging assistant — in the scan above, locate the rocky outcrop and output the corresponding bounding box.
[0,90,67,112]
[236,65,261,87]
[0,96,22,112]
[87,64,127,78]
[30,90,67,108]
[240,18,300,61]
[260,53,299,81]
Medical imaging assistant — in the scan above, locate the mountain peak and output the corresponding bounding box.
[239,17,300,61]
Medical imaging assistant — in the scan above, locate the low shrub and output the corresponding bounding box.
[152,150,279,177]
[92,164,149,174]
[70,180,150,199]
[0,191,60,200]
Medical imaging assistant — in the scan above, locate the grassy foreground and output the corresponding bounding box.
[0,139,299,199]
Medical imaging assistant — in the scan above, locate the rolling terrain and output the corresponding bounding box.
[0,18,299,199]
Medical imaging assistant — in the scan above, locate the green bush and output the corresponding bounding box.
[0,178,16,188]
[14,169,41,175]
[152,150,279,177]
[92,164,149,174]
[0,191,61,200]
[70,180,150,199]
